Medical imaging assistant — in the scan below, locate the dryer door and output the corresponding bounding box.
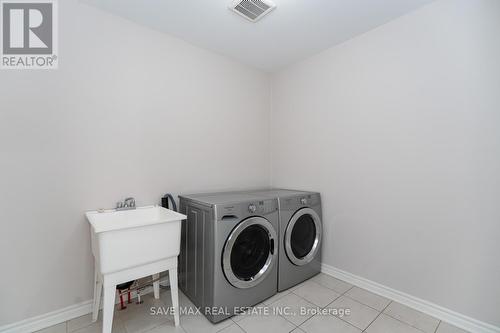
[223,217,278,289]
[285,208,322,266]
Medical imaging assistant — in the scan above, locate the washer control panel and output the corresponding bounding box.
[248,200,277,215]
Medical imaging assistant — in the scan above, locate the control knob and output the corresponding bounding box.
[248,204,257,213]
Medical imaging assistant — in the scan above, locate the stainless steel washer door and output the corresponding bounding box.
[285,208,322,266]
[223,217,278,289]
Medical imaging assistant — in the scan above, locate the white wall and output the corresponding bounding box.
[271,0,500,327]
[0,0,270,325]
[2,0,499,328]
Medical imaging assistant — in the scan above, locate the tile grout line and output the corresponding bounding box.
[264,288,293,306]
[305,283,386,331]
[293,284,355,331]
[382,307,440,333]
[330,278,444,333]
[320,285,354,309]
[294,312,318,330]
[341,286,394,313]
[232,302,299,333]
[321,286,384,332]
[274,275,355,309]
[434,320,442,333]
[341,293,388,313]
[309,277,356,295]
[361,300,393,332]
[215,319,239,333]
[289,279,352,307]
[232,318,247,333]
[260,296,301,330]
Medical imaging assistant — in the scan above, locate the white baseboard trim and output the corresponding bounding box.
[0,300,93,333]
[321,264,500,333]
[0,279,168,333]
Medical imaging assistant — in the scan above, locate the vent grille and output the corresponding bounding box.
[230,0,276,22]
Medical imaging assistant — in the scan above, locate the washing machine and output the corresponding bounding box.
[178,192,279,323]
[250,189,322,291]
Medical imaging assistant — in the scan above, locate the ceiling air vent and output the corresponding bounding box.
[229,0,276,22]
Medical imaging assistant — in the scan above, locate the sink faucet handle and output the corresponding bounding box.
[124,197,135,208]
[116,201,124,209]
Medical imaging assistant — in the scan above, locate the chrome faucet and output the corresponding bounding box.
[116,197,136,211]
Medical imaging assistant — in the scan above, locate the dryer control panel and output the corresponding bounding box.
[217,199,278,220]
[280,193,321,210]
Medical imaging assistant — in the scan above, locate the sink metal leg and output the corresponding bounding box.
[152,273,160,299]
[102,283,116,333]
[168,268,179,326]
[92,263,102,322]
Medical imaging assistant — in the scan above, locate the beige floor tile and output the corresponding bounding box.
[300,314,361,333]
[237,305,296,333]
[269,292,317,326]
[384,302,439,333]
[71,322,101,333]
[291,328,305,333]
[218,324,246,333]
[292,280,340,307]
[121,303,171,333]
[366,314,423,333]
[262,289,291,306]
[344,287,390,311]
[287,280,309,293]
[67,313,95,332]
[311,274,353,294]
[436,322,469,333]
[35,322,67,333]
[72,320,125,333]
[147,322,187,333]
[180,314,232,333]
[327,296,380,330]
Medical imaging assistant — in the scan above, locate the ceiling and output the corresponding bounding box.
[83,0,435,72]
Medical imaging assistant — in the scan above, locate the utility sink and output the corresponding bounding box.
[86,205,187,332]
[86,205,187,274]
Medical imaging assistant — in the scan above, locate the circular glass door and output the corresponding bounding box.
[223,217,278,289]
[285,208,322,266]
